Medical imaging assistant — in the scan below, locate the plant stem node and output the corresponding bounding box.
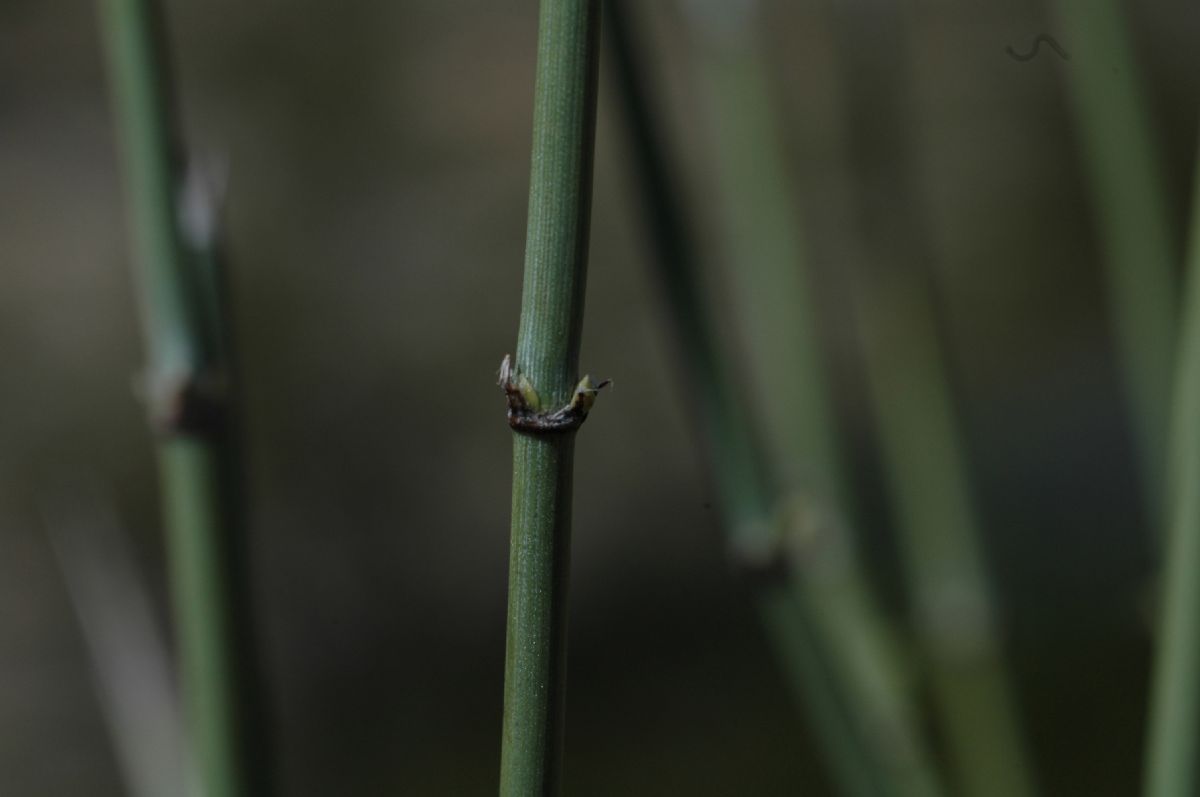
[140,367,230,436]
[499,354,609,434]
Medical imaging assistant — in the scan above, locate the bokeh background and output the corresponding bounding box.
[2,1,1199,794]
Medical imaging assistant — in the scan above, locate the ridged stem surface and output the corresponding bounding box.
[500,2,600,794]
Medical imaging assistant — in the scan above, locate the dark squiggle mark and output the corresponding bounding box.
[1006,34,1070,62]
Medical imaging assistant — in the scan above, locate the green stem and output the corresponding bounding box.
[680,2,839,501]
[827,5,1036,794]
[1143,135,1200,797]
[643,3,943,794]
[42,488,193,797]
[605,3,862,791]
[1054,0,1178,510]
[603,0,767,530]
[855,276,1034,797]
[499,2,600,794]
[98,3,264,796]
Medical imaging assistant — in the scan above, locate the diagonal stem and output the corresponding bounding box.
[617,3,943,794]
[1143,133,1200,797]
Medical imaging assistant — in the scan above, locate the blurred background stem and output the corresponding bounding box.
[98,1,265,795]
[853,274,1034,797]
[1053,0,1179,516]
[668,2,943,795]
[42,484,194,797]
[499,1,600,794]
[1143,135,1200,797]
[828,5,1036,795]
[606,5,869,795]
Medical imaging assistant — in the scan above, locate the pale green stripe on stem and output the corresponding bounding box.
[824,3,1036,793]
[1143,135,1200,797]
[854,277,1035,797]
[1054,0,1178,508]
[674,2,942,794]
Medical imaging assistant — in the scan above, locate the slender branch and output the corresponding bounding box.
[1143,134,1200,797]
[646,3,943,794]
[827,5,1036,794]
[678,0,839,502]
[1053,0,1179,513]
[98,2,266,796]
[853,276,1034,797]
[42,485,194,797]
[499,2,600,794]
[606,3,863,791]
[604,0,768,530]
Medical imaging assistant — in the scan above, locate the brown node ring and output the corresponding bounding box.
[498,354,610,434]
[142,368,231,437]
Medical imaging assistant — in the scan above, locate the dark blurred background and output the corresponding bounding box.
[2,1,1198,794]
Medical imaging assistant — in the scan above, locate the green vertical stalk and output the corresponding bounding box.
[855,276,1035,797]
[1054,0,1178,507]
[499,2,600,794]
[99,3,264,797]
[603,0,766,537]
[680,1,838,500]
[667,3,942,795]
[828,5,1036,795]
[1143,137,1200,797]
[604,5,870,795]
